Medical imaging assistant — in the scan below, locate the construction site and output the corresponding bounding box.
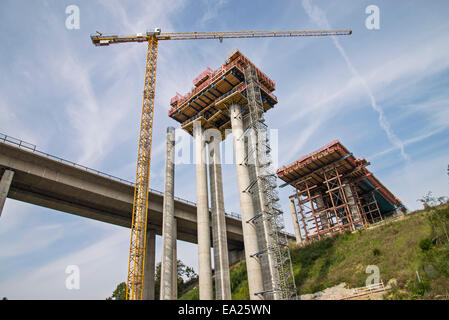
[3,0,449,305]
[0,28,408,301]
[88,29,355,301]
[162,48,405,300]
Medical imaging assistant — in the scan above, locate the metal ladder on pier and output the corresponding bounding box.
[242,66,297,300]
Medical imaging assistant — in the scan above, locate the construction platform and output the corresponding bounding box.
[168,49,278,137]
[277,140,405,241]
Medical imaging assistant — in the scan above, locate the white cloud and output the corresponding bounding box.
[301,0,408,161]
[279,7,449,164]
[369,127,448,160]
[52,53,127,166]
[0,227,130,299]
[383,151,449,212]
[199,0,229,27]
[0,200,32,236]
[0,224,64,259]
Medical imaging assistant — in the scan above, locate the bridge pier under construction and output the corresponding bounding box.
[229,103,265,299]
[277,140,406,243]
[168,49,297,300]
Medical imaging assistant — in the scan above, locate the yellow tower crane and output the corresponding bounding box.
[91,28,352,300]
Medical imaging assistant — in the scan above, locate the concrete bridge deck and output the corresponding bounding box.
[0,135,294,253]
[0,139,250,252]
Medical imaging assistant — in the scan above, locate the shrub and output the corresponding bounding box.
[419,238,432,251]
[372,248,381,256]
[409,279,431,296]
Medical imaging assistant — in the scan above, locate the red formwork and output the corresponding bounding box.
[168,50,276,118]
[170,92,183,106]
[192,67,213,87]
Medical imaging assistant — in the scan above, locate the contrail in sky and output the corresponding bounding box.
[301,0,409,161]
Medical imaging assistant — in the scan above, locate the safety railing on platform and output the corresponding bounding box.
[169,54,276,116]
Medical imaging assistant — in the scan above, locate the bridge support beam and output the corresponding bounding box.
[143,228,156,300]
[229,103,264,300]
[0,169,14,217]
[208,136,232,300]
[160,127,176,300]
[193,121,213,300]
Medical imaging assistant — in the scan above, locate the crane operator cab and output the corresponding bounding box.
[146,28,161,36]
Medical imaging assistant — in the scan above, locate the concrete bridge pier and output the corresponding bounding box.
[143,228,156,300]
[193,121,213,300]
[160,127,176,300]
[207,134,232,300]
[229,103,264,300]
[0,169,14,216]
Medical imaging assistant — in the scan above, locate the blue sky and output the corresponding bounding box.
[1,0,448,299]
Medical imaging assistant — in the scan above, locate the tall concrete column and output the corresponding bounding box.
[209,152,220,298]
[289,198,303,245]
[160,127,176,300]
[143,228,156,300]
[229,103,264,300]
[0,170,14,217]
[193,121,213,300]
[172,219,178,300]
[208,135,232,300]
[245,125,275,299]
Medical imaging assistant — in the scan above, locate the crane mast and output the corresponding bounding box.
[126,37,158,300]
[91,28,352,300]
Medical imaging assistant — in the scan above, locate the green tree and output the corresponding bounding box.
[154,262,161,300]
[106,282,126,300]
[417,191,437,209]
[108,259,197,300]
[176,260,198,295]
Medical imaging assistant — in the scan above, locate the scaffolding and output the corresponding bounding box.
[358,190,383,224]
[242,66,297,300]
[292,162,367,240]
[278,140,403,242]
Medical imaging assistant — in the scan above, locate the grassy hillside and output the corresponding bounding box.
[179,204,449,300]
[179,260,250,300]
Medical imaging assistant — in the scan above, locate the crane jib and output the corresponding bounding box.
[90,29,352,45]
